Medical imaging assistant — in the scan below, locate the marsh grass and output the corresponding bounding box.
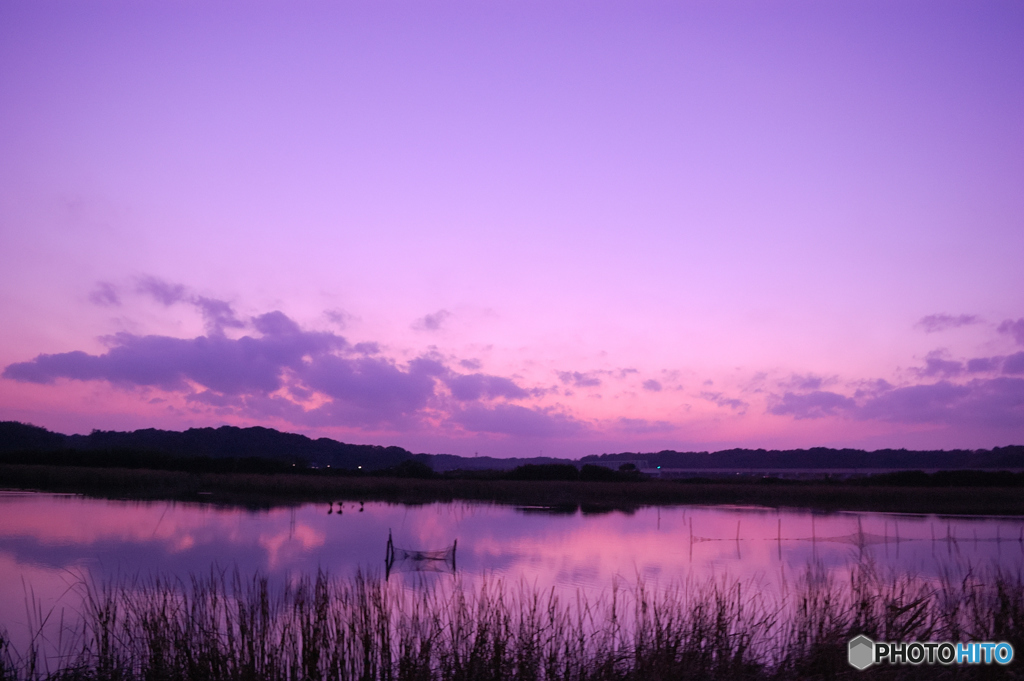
[1,560,1022,680]
[6,464,1024,514]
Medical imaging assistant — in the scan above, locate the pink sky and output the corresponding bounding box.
[1,1,1022,457]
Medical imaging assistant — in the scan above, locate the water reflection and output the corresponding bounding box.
[1,491,1023,650]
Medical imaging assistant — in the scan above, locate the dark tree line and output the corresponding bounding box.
[3,421,1022,481]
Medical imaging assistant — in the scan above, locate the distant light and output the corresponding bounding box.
[657,466,661,469]
[358,466,362,469]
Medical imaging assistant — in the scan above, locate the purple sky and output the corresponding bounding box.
[2,1,1022,457]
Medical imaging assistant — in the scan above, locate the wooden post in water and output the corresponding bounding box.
[385,529,395,580]
[689,517,694,561]
[777,518,782,559]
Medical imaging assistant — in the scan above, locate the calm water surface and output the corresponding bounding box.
[2,491,1023,648]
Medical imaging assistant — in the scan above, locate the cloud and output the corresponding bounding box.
[700,391,749,411]
[194,296,245,335]
[2,311,442,427]
[136,276,188,306]
[1004,352,1024,375]
[857,378,1024,428]
[915,350,964,378]
[966,357,1000,373]
[762,375,1024,431]
[88,282,121,307]
[855,381,968,423]
[915,313,980,333]
[998,318,1024,345]
[299,355,442,425]
[4,316,344,395]
[446,373,529,401]
[252,310,301,336]
[413,310,451,331]
[778,373,837,391]
[4,351,110,385]
[557,371,602,388]
[324,308,353,329]
[767,391,856,419]
[450,404,585,437]
[135,276,244,335]
[852,379,893,399]
[24,282,1023,441]
[353,342,380,355]
[613,417,675,434]
[3,307,579,431]
[916,349,1024,378]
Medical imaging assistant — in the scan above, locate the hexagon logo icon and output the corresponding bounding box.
[848,635,874,670]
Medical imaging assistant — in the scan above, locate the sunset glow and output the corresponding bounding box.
[2,1,1022,456]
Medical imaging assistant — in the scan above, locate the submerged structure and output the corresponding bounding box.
[385,530,457,579]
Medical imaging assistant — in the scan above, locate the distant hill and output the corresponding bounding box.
[411,453,579,473]
[0,422,583,472]
[2,421,1022,473]
[580,446,1024,470]
[0,421,413,470]
[0,421,65,451]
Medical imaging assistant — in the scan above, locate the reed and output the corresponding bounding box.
[1,560,1021,680]
[6,463,1024,514]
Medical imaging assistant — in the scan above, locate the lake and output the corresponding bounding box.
[2,490,1023,659]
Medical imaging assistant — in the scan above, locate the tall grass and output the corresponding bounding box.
[1,560,1021,680]
[7,463,1024,514]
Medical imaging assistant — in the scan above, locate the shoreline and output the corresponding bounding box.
[3,463,1024,515]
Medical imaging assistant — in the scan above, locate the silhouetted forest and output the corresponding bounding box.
[2,421,1022,477]
[580,446,1024,470]
[0,421,411,471]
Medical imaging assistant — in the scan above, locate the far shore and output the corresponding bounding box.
[3,463,1024,515]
